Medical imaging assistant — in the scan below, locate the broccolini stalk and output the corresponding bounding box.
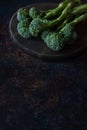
[43,0,81,19]
[68,12,87,27]
[58,13,87,44]
[72,4,87,15]
[57,19,71,31]
[57,4,87,31]
[43,2,65,19]
[49,2,73,26]
[29,2,73,37]
[41,13,87,51]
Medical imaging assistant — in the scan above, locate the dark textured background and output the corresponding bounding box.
[0,0,87,130]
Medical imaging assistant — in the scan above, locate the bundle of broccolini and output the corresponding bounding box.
[17,0,87,51]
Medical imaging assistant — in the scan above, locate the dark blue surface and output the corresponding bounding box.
[0,0,87,130]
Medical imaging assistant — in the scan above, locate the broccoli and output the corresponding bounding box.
[17,8,30,21]
[17,19,32,39]
[41,13,87,51]
[58,12,87,44]
[29,0,82,37]
[29,7,40,19]
[29,2,74,37]
[16,0,87,52]
[41,30,65,51]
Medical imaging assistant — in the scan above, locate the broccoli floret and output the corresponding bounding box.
[59,24,78,45]
[17,19,32,39]
[41,31,65,51]
[29,7,46,19]
[17,8,30,21]
[41,26,77,51]
[29,2,73,37]
[41,28,77,51]
[29,7,39,19]
[29,18,51,37]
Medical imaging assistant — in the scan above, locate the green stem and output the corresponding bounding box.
[43,0,72,19]
[57,18,71,31]
[43,3,64,19]
[57,3,87,30]
[70,13,87,27]
[48,2,73,27]
[72,4,87,15]
[43,0,81,19]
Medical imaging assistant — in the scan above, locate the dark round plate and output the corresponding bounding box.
[9,3,87,61]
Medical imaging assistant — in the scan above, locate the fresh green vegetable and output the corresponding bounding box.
[17,19,32,38]
[29,2,73,37]
[41,27,76,51]
[41,13,87,51]
[56,3,87,31]
[29,7,47,19]
[43,0,81,19]
[29,7,40,19]
[41,30,65,51]
[72,3,87,15]
[59,24,78,45]
[59,12,87,44]
[16,0,87,52]
[17,8,30,21]
[29,0,81,20]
